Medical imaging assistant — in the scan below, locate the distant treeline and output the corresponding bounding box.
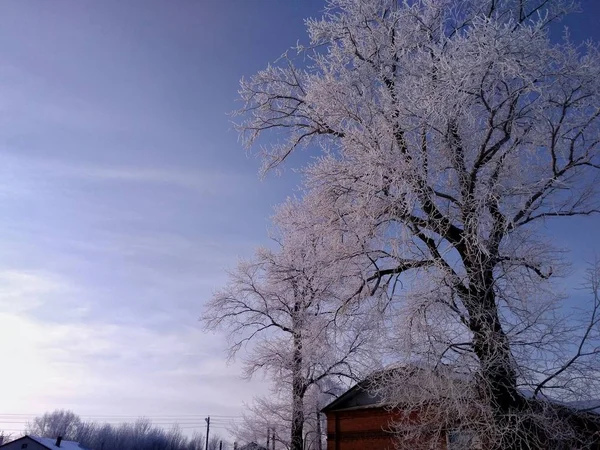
[22,410,228,450]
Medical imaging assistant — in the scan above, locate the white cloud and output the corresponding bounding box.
[0,270,75,314]
[0,269,268,434]
[0,312,69,410]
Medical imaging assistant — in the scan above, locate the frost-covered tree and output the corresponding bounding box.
[0,431,14,446]
[187,432,206,450]
[232,377,342,450]
[203,209,381,450]
[235,0,600,448]
[207,435,223,450]
[25,411,218,450]
[26,410,82,440]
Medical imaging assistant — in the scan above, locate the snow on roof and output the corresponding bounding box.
[29,436,84,450]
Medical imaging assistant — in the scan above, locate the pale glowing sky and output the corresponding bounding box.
[0,0,599,442]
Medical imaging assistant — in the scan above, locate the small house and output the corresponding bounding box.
[0,436,86,450]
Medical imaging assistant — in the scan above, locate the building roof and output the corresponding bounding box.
[29,436,84,450]
[0,436,85,450]
[321,365,450,413]
[321,372,386,413]
[322,366,600,417]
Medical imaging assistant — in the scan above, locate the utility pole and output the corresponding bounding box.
[205,416,210,450]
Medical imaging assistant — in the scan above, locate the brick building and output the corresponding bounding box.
[322,370,600,450]
[321,365,484,449]
[321,368,479,450]
[322,378,406,450]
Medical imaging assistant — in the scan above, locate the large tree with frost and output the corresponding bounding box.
[234,0,600,448]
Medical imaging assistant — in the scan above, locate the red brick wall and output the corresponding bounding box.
[326,408,397,450]
[325,407,447,450]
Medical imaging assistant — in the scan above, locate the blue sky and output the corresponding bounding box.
[0,0,324,437]
[0,0,599,441]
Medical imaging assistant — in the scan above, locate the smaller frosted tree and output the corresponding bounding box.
[26,410,81,440]
[0,432,14,446]
[203,206,381,450]
[232,377,343,450]
[187,432,206,450]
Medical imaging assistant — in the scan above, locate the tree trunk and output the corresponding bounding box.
[290,324,305,450]
[464,260,532,449]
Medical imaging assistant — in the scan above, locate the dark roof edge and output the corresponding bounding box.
[321,382,367,413]
[321,368,397,413]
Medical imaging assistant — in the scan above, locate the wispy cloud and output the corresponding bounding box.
[0,152,253,195]
[50,162,250,194]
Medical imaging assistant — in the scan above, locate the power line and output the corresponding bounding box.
[0,418,244,424]
[0,422,243,427]
[0,414,244,418]
[0,413,245,432]
[0,416,242,420]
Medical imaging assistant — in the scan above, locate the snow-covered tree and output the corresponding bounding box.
[25,411,218,450]
[232,376,343,450]
[203,210,381,450]
[235,0,600,448]
[187,432,206,450]
[0,431,14,446]
[208,435,227,450]
[26,410,82,440]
